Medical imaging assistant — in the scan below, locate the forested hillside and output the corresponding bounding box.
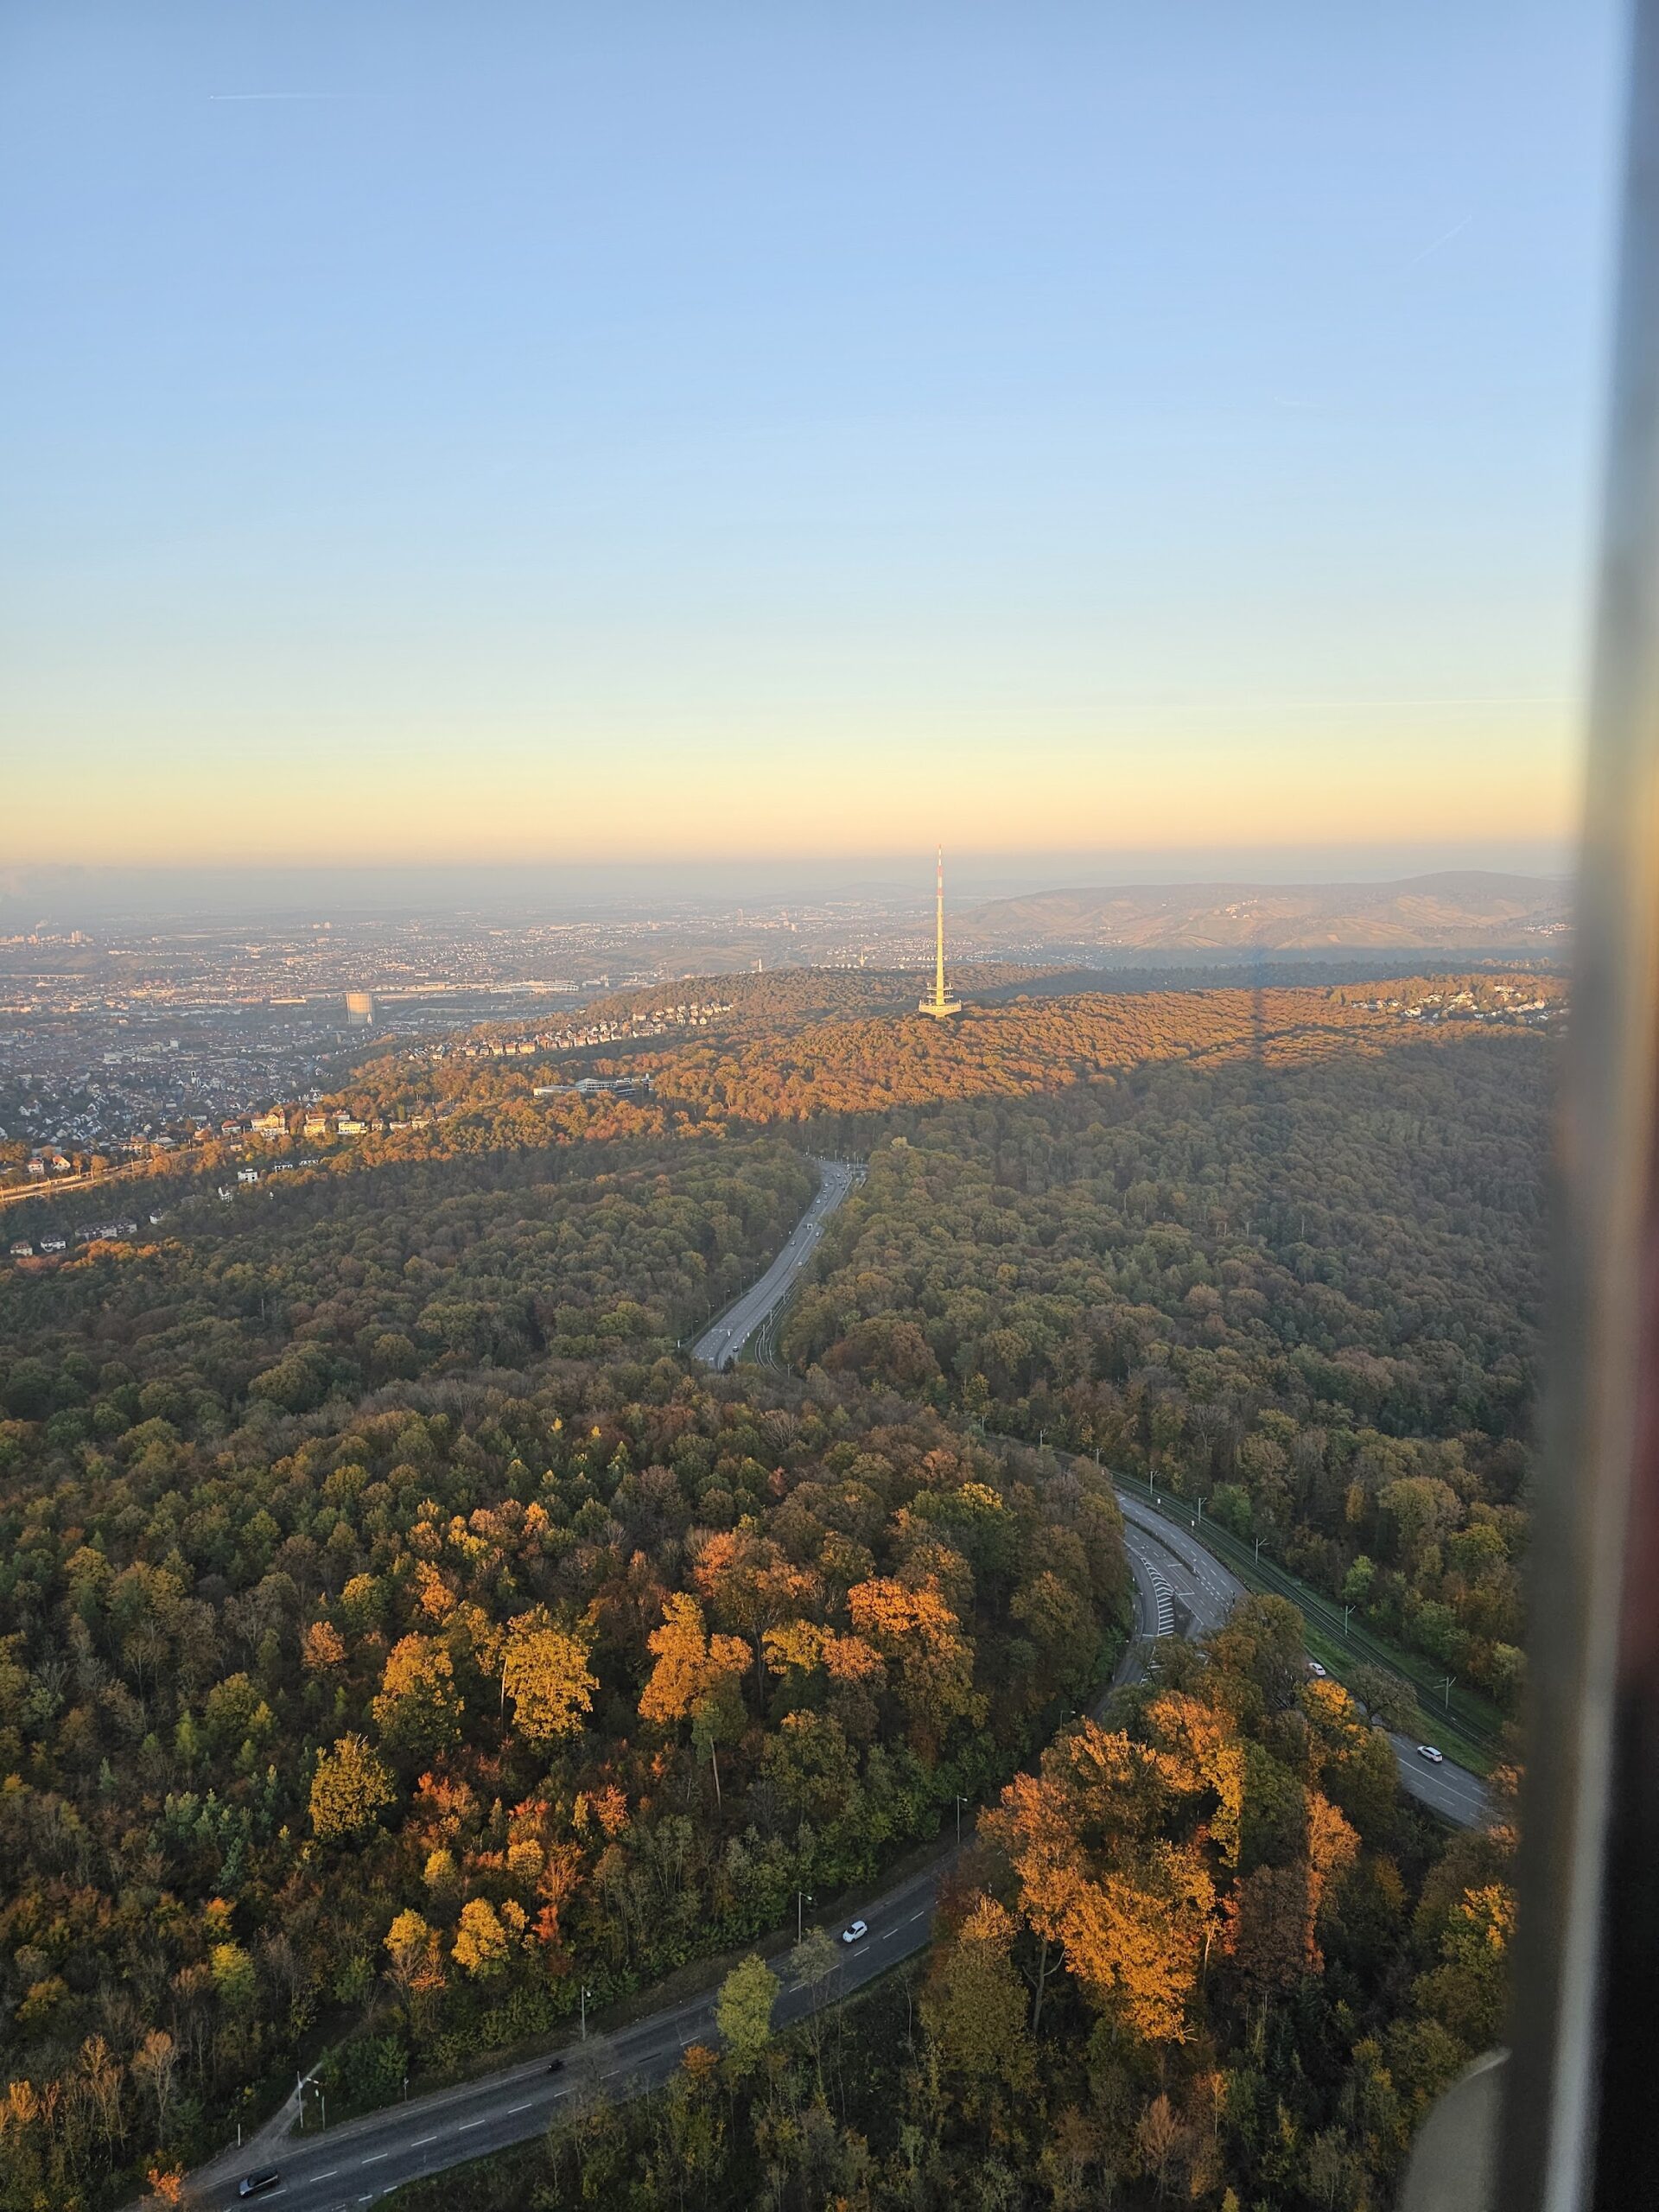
[0,1134,1125,2210]
[580,966,1053,1031]
[785,1033,1547,1707]
[639,977,1559,1131]
[315,972,1560,1146]
[0,976,1546,2211]
[3,1135,809,1393]
[367,1594,1516,2212]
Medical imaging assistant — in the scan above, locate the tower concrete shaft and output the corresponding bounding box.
[918,844,962,1019]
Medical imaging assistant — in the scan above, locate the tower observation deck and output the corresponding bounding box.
[918,846,962,1019]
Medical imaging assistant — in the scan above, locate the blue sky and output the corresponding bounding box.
[0,2,1625,868]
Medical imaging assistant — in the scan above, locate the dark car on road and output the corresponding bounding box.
[238,2173,282,2200]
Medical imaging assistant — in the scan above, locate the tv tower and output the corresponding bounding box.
[918,845,962,1019]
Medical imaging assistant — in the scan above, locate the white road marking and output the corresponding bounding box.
[361,2151,389,2163]
[1147,1563,1175,1636]
[412,2133,438,2145]
[459,2117,486,2129]
[507,2101,532,2113]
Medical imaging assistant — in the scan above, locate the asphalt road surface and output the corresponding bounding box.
[691,1158,862,1370]
[197,1867,941,2211]
[1115,1484,1491,1828]
[191,1524,1179,2212]
[184,1480,1484,2210]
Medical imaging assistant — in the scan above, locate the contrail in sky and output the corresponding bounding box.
[1404,214,1473,269]
[208,92,365,102]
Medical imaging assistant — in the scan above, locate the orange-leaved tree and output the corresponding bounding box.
[693,1529,823,1694]
[639,1592,750,1805]
[846,1573,984,1764]
[986,1693,1243,2044]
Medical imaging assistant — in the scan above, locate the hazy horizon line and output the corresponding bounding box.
[0,841,1574,925]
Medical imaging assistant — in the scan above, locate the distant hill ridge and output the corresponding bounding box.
[960,869,1570,951]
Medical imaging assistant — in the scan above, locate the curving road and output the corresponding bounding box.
[175,1478,1484,2209]
[181,1518,1173,2212]
[1115,1484,1490,1827]
[190,1861,944,2211]
[691,1158,862,1371]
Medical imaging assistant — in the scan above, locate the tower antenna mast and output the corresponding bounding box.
[918,844,962,1019]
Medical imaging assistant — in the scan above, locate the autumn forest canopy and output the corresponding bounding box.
[0,974,1551,2211]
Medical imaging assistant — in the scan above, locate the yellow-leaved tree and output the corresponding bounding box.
[920,1892,1036,2113]
[501,1611,597,1746]
[384,1910,446,2024]
[452,1897,526,1980]
[371,1634,464,1758]
[309,1732,395,1841]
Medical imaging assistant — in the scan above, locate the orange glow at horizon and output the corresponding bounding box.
[3,700,1576,868]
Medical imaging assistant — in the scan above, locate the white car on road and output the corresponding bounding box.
[841,1919,868,1944]
[1415,1744,1445,1764]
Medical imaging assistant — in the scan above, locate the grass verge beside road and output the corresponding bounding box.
[1122,1480,1503,1777]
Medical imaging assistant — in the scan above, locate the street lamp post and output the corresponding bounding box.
[956,1795,968,1847]
[580,1984,592,2040]
[1344,1605,1352,1636]
[1441,1674,1455,1713]
[798,1890,812,1942]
